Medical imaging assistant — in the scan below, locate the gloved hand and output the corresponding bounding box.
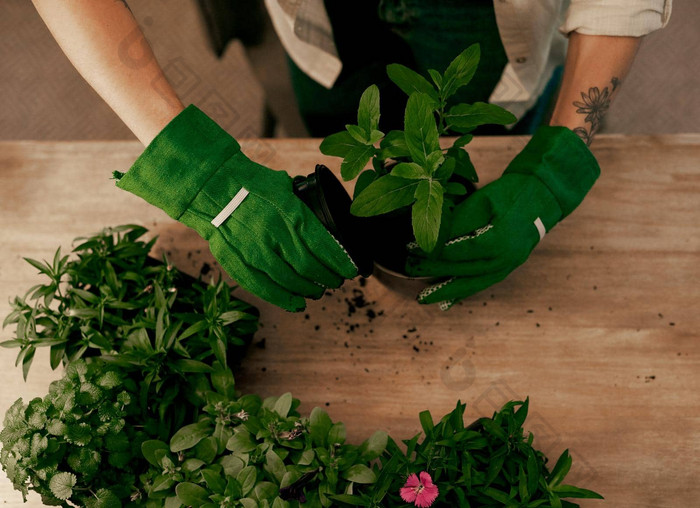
[406,125,600,310]
[115,105,357,311]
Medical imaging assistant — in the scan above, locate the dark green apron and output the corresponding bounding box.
[288,0,562,136]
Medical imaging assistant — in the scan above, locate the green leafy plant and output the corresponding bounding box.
[1,225,259,437]
[320,44,517,253]
[1,228,602,507]
[335,399,603,507]
[0,360,143,506]
[138,364,388,508]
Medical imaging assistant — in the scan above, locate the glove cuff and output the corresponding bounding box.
[503,125,600,218]
[115,105,241,220]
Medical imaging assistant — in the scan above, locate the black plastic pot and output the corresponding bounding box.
[294,164,477,279]
[293,164,374,277]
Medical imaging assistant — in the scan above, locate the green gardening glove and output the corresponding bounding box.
[406,125,600,310]
[115,105,358,311]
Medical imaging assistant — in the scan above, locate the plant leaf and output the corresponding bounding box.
[447,147,478,182]
[353,169,379,199]
[391,162,428,180]
[404,93,440,168]
[346,124,369,144]
[49,472,76,500]
[441,44,480,99]
[350,174,419,217]
[357,84,380,134]
[341,464,376,484]
[427,69,443,89]
[378,130,411,159]
[170,421,211,452]
[319,131,362,158]
[341,144,375,181]
[175,482,210,505]
[412,180,444,253]
[445,102,517,132]
[553,485,604,499]
[386,64,439,105]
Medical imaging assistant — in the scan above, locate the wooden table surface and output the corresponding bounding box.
[1,135,698,507]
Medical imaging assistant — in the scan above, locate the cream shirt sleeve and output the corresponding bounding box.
[559,0,673,37]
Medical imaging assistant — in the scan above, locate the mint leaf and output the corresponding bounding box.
[378,130,411,159]
[404,93,440,168]
[386,64,439,105]
[319,131,362,157]
[447,147,478,182]
[452,133,474,149]
[391,162,428,180]
[428,69,443,90]
[351,174,419,217]
[353,169,379,199]
[425,150,445,174]
[445,102,517,132]
[357,84,380,134]
[434,157,456,181]
[341,144,375,181]
[346,124,368,144]
[442,44,480,99]
[412,180,444,253]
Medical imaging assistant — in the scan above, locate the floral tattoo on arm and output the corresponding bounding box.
[572,77,619,146]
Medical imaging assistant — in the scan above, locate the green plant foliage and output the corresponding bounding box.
[319,43,520,253]
[0,360,144,505]
[1,225,259,438]
[138,372,389,508]
[0,230,602,507]
[336,399,603,507]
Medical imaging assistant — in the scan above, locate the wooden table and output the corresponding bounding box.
[1,135,698,507]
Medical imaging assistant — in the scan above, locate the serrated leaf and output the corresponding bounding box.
[412,180,444,253]
[445,102,517,132]
[357,84,380,134]
[386,64,439,105]
[319,131,362,158]
[351,174,418,217]
[340,144,375,181]
[49,472,76,500]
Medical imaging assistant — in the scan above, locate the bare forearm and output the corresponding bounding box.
[549,32,641,146]
[31,0,184,145]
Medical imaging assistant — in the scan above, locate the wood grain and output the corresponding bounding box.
[0,135,698,507]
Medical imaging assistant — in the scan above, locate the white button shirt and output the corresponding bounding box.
[265,0,672,122]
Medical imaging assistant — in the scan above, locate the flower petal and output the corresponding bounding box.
[416,484,439,507]
[419,471,434,487]
[404,473,420,488]
[400,486,418,503]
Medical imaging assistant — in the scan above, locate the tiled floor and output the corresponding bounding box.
[0,0,697,141]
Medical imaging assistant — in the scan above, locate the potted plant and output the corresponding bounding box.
[318,44,516,276]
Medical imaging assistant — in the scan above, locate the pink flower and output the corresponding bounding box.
[400,471,439,507]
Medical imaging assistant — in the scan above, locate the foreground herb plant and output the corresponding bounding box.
[1,225,259,437]
[1,227,602,507]
[320,44,516,252]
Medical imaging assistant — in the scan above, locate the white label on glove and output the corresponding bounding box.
[211,188,250,228]
[534,217,546,241]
